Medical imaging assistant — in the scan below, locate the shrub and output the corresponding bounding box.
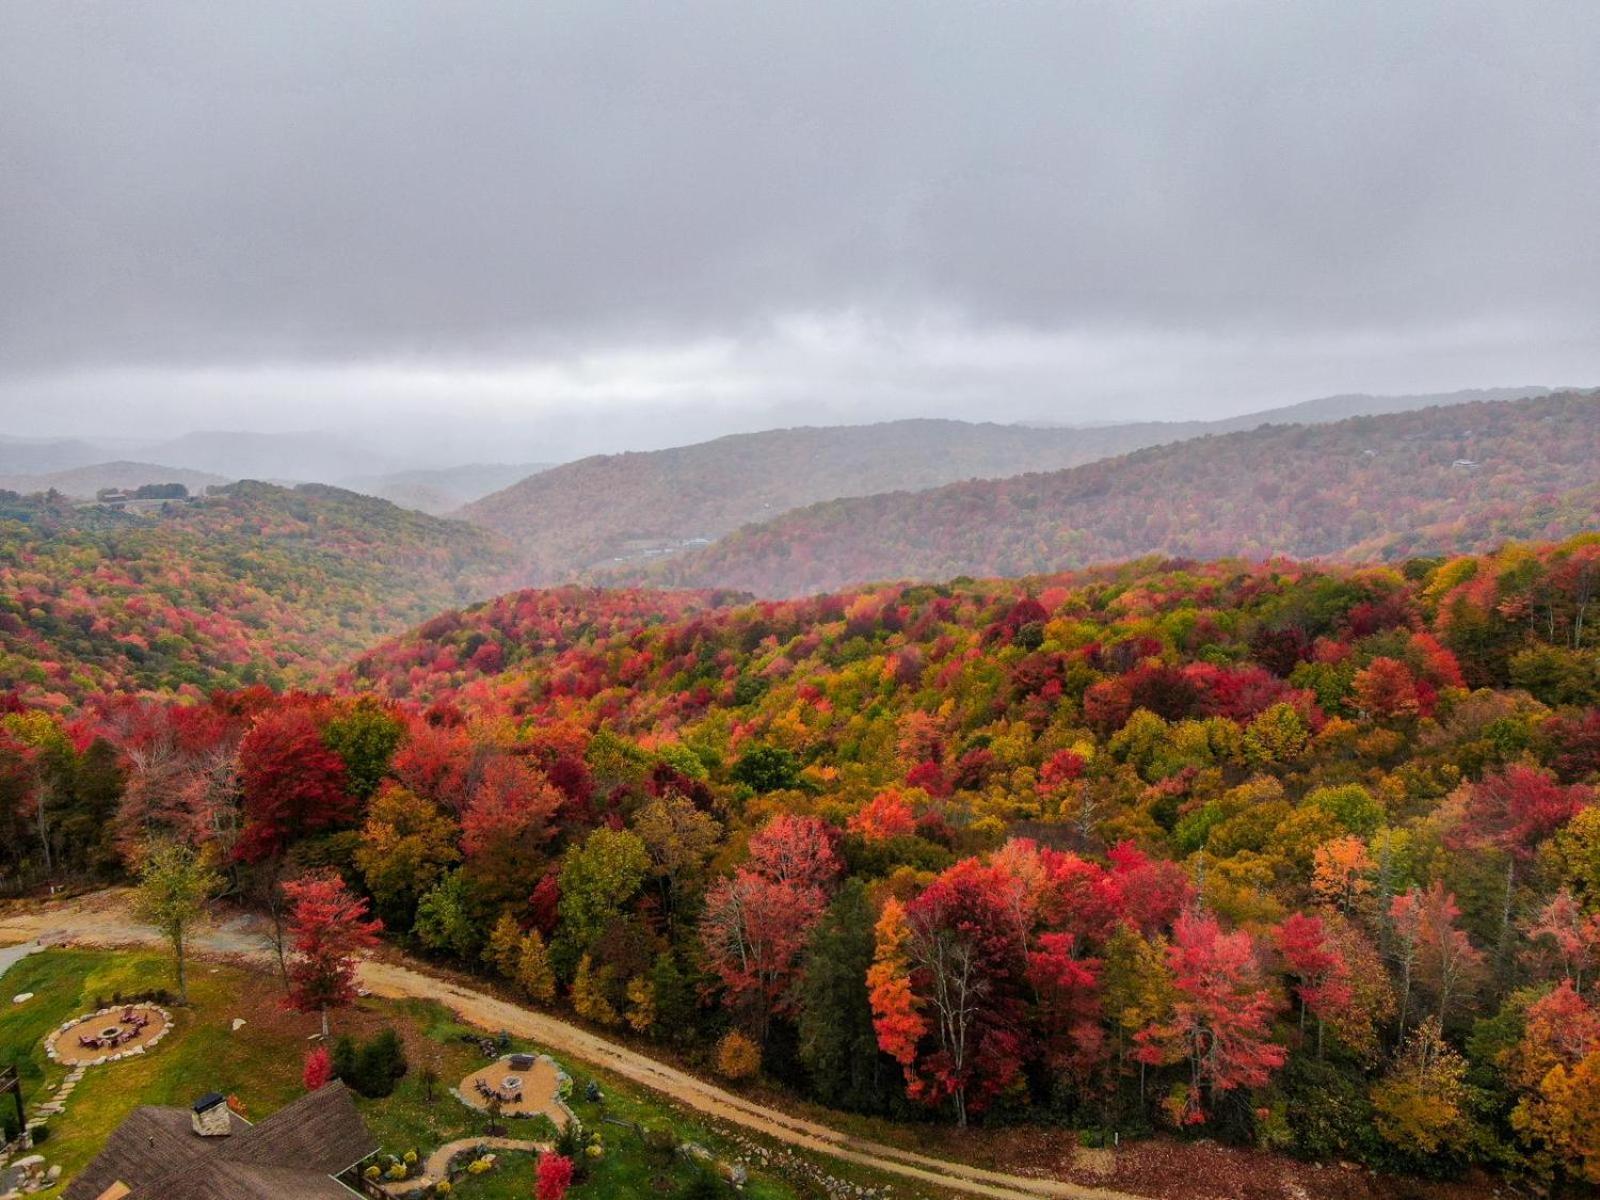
[714,1031,761,1081]
[677,1167,732,1199]
[331,1035,358,1083]
[643,1126,678,1162]
[338,1028,410,1098]
[303,1045,333,1091]
[536,1152,574,1200]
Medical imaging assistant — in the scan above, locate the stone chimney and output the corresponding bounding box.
[191,1092,231,1137]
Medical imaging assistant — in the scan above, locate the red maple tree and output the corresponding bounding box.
[235,706,353,862]
[283,872,383,1036]
[1135,909,1286,1125]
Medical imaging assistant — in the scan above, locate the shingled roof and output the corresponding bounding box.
[62,1081,378,1200]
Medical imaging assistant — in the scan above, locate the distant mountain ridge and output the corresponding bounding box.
[608,391,1600,596]
[458,386,1557,583]
[342,462,555,515]
[142,429,394,482]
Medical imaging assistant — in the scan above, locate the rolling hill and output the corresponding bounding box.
[610,392,1600,596]
[0,481,512,704]
[0,460,230,499]
[459,387,1554,583]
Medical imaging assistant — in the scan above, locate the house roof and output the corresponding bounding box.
[62,1082,377,1200]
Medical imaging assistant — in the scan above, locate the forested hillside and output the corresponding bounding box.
[621,393,1600,596]
[460,389,1546,584]
[7,535,1598,1186]
[0,481,510,704]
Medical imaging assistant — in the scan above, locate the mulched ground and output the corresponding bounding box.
[832,1118,1507,1200]
[1101,1140,1505,1200]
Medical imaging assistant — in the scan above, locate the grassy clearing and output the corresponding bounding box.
[0,950,812,1199]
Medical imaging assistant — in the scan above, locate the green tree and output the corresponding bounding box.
[1304,784,1385,837]
[731,744,799,793]
[412,870,483,960]
[649,951,696,1044]
[132,840,222,1002]
[555,828,649,971]
[354,783,460,927]
[322,697,405,801]
[798,880,893,1112]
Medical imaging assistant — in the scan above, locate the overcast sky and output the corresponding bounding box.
[2,1,1597,462]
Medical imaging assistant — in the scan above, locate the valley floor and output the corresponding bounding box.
[0,892,1503,1200]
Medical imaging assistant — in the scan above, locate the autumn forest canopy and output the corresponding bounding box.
[10,3,1600,1194]
[2,472,1600,1188]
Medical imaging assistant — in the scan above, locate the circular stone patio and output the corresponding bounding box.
[456,1055,574,1129]
[46,1003,171,1066]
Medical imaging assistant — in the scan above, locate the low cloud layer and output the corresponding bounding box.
[2,2,1596,456]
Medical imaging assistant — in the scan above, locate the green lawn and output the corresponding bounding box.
[0,949,807,1200]
[357,998,801,1199]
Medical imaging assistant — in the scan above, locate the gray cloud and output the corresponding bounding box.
[2,1,1597,450]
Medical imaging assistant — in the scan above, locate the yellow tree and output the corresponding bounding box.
[515,931,556,1004]
[1372,1017,1474,1157]
[353,783,460,927]
[1512,1052,1600,1185]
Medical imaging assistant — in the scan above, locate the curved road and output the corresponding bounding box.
[0,892,1142,1200]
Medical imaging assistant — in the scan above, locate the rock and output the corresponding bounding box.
[9,1158,42,1172]
[10,994,32,1005]
[44,1168,59,1183]
[232,1019,246,1031]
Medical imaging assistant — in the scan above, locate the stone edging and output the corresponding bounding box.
[44,1004,173,1066]
[451,1053,578,1130]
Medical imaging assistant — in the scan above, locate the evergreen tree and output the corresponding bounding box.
[798,879,895,1112]
[650,950,696,1044]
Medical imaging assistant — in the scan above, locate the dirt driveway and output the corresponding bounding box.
[1,889,1136,1200]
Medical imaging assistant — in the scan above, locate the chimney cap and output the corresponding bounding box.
[192,1092,227,1114]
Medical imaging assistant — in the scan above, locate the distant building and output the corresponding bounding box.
[62,1081,377,1200]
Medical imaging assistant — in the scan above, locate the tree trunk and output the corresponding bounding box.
[175,932,188,1003]
[1396,969,1411,1043]
[1501,859,1515,945]
[270,903,290,990]
[35,784,51,876]
[321,1007,330,1039]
